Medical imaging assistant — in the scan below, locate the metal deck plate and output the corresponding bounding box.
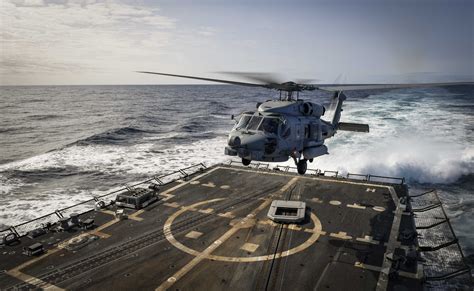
[0,165,425,290]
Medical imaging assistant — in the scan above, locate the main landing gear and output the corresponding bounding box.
[297,159,308,175]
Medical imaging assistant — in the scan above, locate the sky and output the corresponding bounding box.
[0,0,473,85]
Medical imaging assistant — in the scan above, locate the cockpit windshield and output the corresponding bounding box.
[246,116,262,131]
[235,114,251,130]
[235,115,283,135]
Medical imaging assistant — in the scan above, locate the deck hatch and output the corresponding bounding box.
[267,200,306,223]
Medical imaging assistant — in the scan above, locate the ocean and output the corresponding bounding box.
[0,84,472,266]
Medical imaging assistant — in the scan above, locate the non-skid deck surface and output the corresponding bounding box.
[0,165,421,290]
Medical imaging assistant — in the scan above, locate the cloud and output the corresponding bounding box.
[0,0,178,84]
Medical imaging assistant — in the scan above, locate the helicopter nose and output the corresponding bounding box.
[240,135,266,150]
[228,136,241,147]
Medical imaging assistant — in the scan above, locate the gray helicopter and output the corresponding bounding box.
[138,71,472,174]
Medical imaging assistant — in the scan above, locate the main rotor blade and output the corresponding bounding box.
[316,82,474,91]
[218,72,282,85]
[137,71,268,88]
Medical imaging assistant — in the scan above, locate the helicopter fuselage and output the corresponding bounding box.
[225,98,340,166]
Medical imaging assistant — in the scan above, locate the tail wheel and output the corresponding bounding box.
[242,158,251,166]
[297,159,307,175]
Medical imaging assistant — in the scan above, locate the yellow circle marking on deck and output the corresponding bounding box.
[164,199,322,263]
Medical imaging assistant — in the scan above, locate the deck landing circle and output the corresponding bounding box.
[164,198,322,263]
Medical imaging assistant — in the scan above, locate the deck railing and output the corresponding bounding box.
[227,160,405,185]
[0,163,206,238]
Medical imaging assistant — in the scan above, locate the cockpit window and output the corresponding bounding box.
[235,114,251,130]
[247,116,263,130]
[259,118,280,135]
[281,123,291,138]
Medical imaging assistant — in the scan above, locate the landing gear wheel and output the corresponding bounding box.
[242,158,251,166]
[297,159,307,175]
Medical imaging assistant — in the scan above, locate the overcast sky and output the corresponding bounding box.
[1,0,473,85]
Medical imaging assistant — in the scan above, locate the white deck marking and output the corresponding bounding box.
[329,200,341,206]
[373,206,386,212]
[202,182,216,188]
[356,235,379,245]
[311,197,323,203]
[240,243,259,253]
[220,185,230,189]
[185,231,203,239]
[198,208,214,214]
[366,188,376,192]
[217,211,235,218]
[347,203,366,210]
[329,231,352,240]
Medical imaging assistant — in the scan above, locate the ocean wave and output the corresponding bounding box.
[28,114,62,121]
[300,137,474,184]
[0,137,229,176]
[73,126,155,145]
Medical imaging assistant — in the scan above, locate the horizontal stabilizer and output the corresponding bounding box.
[338,122,369,132]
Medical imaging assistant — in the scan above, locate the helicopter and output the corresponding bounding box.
[138,71,472,174]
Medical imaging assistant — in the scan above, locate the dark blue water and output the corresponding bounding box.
[0,85,472,265]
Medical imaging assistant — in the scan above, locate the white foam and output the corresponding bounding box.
[0,137,227,175]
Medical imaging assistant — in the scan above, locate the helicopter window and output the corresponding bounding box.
[235,115,251,129]
[259,118,280,135]
[247,116,263,130]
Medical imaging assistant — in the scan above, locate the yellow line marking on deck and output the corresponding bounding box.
[158,177,310,290]
[91,218,119,238]
[129,209,145,221]
[159,193,175,201]
[6,248,64,291]
[161,167,221,195]
[93,231,111,238]
[163,202,180,208]
[100,209,116,216]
